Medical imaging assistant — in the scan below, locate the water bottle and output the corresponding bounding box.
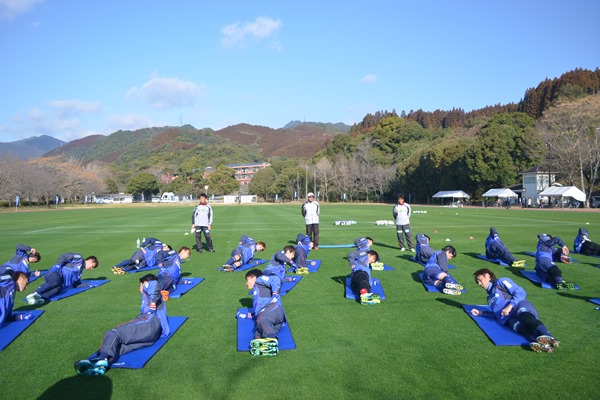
[136,238,140,248]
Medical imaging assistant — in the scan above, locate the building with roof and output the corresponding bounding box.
[226,162,271,188]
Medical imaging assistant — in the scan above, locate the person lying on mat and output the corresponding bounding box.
[240,269,284,356]
[415,234,435,265]
[156,246,191,300]
[0,271,32,326]
[25,253,98,305]
[75,273,170,375]
[0,243,42,278]
[535,234,575,290]
[348,245,380,305]
[485,227,525,267]
[471,268,560,353]
[292,233,313,274]
[221,235,266,272]
[263,246,298,281]
[574,227,600,257]
[112,237,169,274]
[423,245,463,295]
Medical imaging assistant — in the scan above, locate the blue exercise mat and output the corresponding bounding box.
[588,299,600,306]
[344,277,386,300]
[462,305,529,346]
[519,270,580,290]
[418,273,464,293]
[0,310,44,352]
[522,251,578,263]
[126,265,159,274]
[410,257,455,269]
[28,270,46,283]
[318,244,355,248]
[25,280,110,303]
[280,276,303,295]
[287,260,321,273]
[101,316,187,369]
[216,259,267,272]
[169,278,204,299]
[475,254,510,267]
[236,307,296,352]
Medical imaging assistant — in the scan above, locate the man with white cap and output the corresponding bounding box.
[301,193,320,250]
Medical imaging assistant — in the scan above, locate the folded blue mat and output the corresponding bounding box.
[24,280,110,303]
[519,270,580,290]
[462,305,529,346]
[95,316,188,369]
[522,251,578,263]
[169,278,204,299]
[287,260,321,273]
[318,244,355,248]
[280,276,303,295]
[236,307,296,352]
[410,257,455,269]
[216,259,267,272]
[475,254,510,267]
[0,310,45,352]
[588,298,600,306]
[344,277,386,300]
[418,273,465,293]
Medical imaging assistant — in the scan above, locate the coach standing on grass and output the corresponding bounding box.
[301,193,320,250]
[393,195,414,252]
[192,194,214,254]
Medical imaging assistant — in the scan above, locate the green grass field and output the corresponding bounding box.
[1,204,599,400]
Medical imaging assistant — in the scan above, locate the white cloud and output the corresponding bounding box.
[125,74,205,110]
[0,0,43,21]
[221,16,283,49]
[107,114,154,131]
[50,99,102,116]
[360,74,378,84]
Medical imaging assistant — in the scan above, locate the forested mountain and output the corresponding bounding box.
[0,135,65,160]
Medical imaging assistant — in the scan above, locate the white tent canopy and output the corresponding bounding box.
[538,186,586,202]
[482,188,518,198]
[432,190,470,199]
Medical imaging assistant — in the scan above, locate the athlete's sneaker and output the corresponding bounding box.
[25,293,43,305]
[444,282,464,291]
[296,267,309,275]
[536,335,560,349]
[442,288,462,296]
[160,290,170,302]
[410,248,416,253]
[560,255,572,264]
[250,338,279,357]
[360,292,381,305]
[220,265,234,272]
[75,358,109,376]
[370,262,384,271]
[400,247,406,251]
[111,266,125,275]
[530,342,554,353]
[511,260,526,267]
[556,281,575,291]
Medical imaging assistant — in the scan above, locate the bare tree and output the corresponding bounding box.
[314,158,334,202]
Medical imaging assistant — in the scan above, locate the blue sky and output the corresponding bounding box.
[1,0,599,143]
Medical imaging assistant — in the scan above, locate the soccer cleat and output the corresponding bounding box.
[410,248,416,253]
[295,267,309,275]
[111,266,125,275]
[560,255,572,263]
[75,358,108,376]
[442,288,462,296]
[370,262,384,271]
[511,260,526,267]
[160,290,170,301]
[250,338,279,357]
[530,342,554,353]
[444,282,464,291]
[26,293,43,305]
[360,292,381,305]
[400,247,406,251]
[536,335,560,349]
[556,281,575,291]
[220,265,235,272]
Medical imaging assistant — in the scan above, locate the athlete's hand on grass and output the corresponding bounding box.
[19,313,34,320]
[471,309,481,316]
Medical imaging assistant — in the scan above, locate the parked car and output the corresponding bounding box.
[591,196,600,208]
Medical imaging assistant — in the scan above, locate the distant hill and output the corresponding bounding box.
[0,135,66,160]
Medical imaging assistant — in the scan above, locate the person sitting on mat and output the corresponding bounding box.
[0,244,42,278]
[221,235,266,272]
[74,273,170,375]
[573,227,600,257]
[471,268,560,353]
[156,246,191,300]
[263,246,297,282]
[239,269,284,356]
[423,245,463,295]
[25,253,98,305]
[291,233,312,275]
[415,234,435,265]
[348,243,380,305]
[535,234,575,290]
[112,237,169,274]
[485,227,525,267]
[0,271,32,326]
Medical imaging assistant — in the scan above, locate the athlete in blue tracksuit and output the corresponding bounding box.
[485,227,521,266]
[471,268,559,352]
[113,238,168,273]
[156,247,191,295]
[25,253,99,304]
[535,234,574,289]
[0,271,31,327]
[222,235,266,271]
[348,246,379,297]
[75,274,170,376]
[423,246,462,294]
[415,234,435,265]
[0,244,41,278]
[242,269,285,339]
[574,227,600,256]
[293,233,312,269]
[263,246,297,281]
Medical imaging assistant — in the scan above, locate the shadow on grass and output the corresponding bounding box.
[555,292,597,302]
[37,374,112,400]
[410,271,422,284]
[331,275,347,285]
[373,241,399,250]
[238,298,253,308]
[434,297,464,309]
